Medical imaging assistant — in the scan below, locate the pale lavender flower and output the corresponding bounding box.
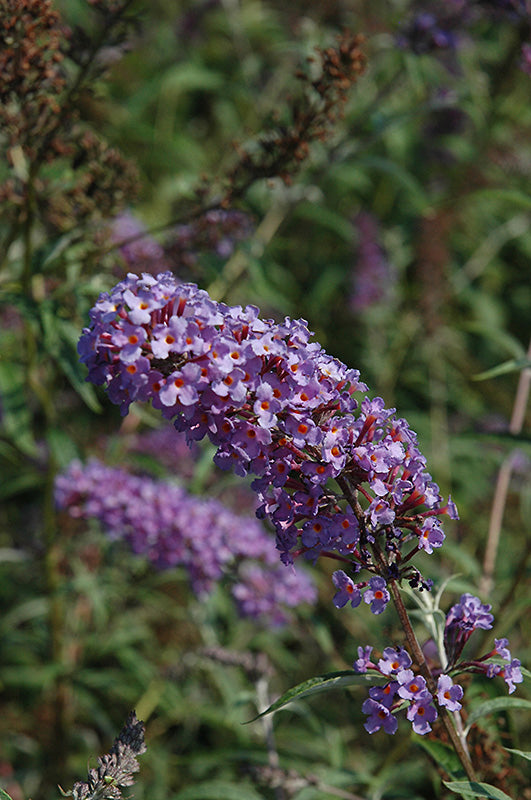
[436,674,463,711]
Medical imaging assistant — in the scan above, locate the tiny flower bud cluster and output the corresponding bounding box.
[55,459,316,626]
[79,272,458,607]
[353,594,522,736]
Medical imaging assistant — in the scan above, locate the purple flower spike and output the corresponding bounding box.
[55,459,316,626]
[79,272,460,610]
[363,577,390,615]
[332,570,361,609]
[436,674,463,712]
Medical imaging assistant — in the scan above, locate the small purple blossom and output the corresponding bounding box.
[494,638,512,661]
[397,669,430,702]
[363,577,390,615]
[362,698,398,735]
[501,659,523,694]
[378,647,412,676]
[418,517,445,554]
[436,674,463,712]
[332,570,361,609]
[406,695,438,735]
[354,645,374,673]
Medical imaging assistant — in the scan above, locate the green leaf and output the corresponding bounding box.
[246,670,374,722]
[468,187,531,211]
[444,780,515,800]
[48,317,102,413]
[0,361,38,456]
[295,202,354,241]
[464,697,531,736]
[356,155,430,212]
[0,789,14,800]
[473,357,531,381]
[174,781,263,800]
[414,737,463,779]
[504,748,531,762]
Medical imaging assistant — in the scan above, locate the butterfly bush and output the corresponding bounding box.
[78,271,524,740]
[55,458,316,626]
[78,271,459,614]
[354,593,522,735]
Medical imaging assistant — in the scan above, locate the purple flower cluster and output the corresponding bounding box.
[55,458,316,625]
[78,272,458,609]
[444,593,523,692]
[353,594,522,735]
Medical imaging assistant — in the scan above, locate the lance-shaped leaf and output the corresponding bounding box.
[444,780,515,800]
[246,670,375,722]
[464,697,531,737]
[504,748,531,762]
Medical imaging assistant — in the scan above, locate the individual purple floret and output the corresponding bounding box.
[437,674,463,711]
[55,459,315,626]
[353,645,374,673]
[363,577,390,615]
[397,669,430,702]
[362,697,398,735]
[332,569,361,608]
[78,272,459,611]
[500,659,523,694]
[378,647,412,676]
[406,694,438,735]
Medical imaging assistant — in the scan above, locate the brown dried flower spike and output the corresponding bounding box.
[225,31,366,201]
[67,711,146,800]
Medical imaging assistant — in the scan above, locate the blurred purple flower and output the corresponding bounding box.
[349,212,395,312]
[397,11,459,55]
[521,42,531,75]
[55,459,316,625]
[111,211,169,273]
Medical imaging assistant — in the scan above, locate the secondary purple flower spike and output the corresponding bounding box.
[79,272,458,610]
[55,459,315,626]
[444,593,494,666]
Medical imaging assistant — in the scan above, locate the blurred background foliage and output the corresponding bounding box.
[0,0,530,798]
